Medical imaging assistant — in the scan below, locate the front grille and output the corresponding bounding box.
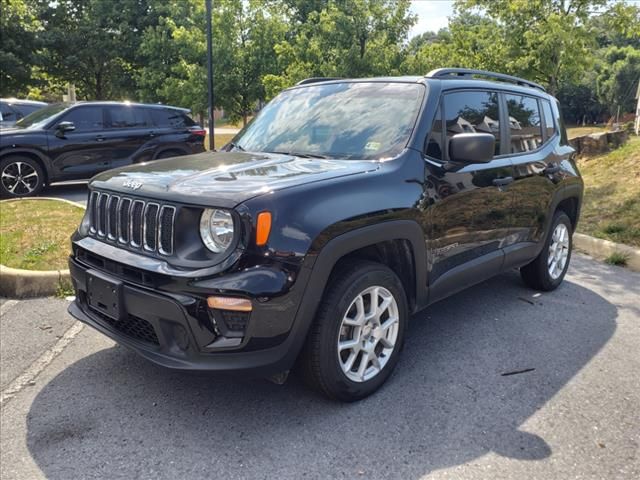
[88,304,160,346]
[88,192,175,255]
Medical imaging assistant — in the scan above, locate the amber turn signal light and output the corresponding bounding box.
[256,211,272,246]
[207,296,252,312]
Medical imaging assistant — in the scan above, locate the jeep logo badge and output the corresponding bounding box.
[123,179,143,190]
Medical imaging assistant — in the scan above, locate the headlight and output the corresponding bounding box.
[199,208,235,253]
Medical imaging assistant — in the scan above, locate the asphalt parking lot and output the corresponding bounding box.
[43,182,89,206]
[1,254,638,480]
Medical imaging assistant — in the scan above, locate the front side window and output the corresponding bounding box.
[442,91,501,158]
[107,106,149,128]
[234,82,425,160]
[505,94,543,153]
[59,107,105,131]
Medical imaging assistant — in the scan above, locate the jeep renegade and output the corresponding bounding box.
[68,69,583,401]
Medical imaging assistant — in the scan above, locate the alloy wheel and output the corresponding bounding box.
[548,223,570,280]
[337,286,400,383]
[1,161,40,195]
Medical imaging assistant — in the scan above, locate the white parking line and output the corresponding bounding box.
[0,321,84,407]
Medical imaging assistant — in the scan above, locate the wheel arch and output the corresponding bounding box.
[279,220,428,371]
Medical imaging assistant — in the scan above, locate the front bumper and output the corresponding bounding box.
[67,256,310,376]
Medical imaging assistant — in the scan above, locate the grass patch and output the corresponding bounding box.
[577,135,640,247]
[0,199,84,270]
[205,133,237,151]
[567,125,607,139]
[605,251,629,266]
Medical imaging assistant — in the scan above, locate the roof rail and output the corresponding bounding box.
[425,68,546,92]
[295,77,343,86]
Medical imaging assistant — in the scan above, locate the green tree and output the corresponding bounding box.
[455,0,608,95]
[401,13,506,76]
[35,0,159,100]
[137,0,207,115]
[264,0,415,99]
[0,0,40,96]
[596,46,640,116]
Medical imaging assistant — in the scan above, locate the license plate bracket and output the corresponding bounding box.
[87,270,123,321]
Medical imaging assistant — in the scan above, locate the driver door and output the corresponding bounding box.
[47,105,110,179]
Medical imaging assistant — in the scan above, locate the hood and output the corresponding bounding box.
[90,150,379,207]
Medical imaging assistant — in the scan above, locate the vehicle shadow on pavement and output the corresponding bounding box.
[25,270,617,480]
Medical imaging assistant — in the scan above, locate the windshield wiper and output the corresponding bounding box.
[266,150,329,159]
[227,142,245,151]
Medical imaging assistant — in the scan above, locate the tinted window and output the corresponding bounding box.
[425,106,443,160]
[235,82,424,160]
[442,91,501,158]
[149,108,194,128]
[107,106,150,128]
[60,107,105,131]
[541,100,555,138]
[505,94,543,153]
[1,102,16,121]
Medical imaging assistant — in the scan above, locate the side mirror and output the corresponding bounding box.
[448,133,495,164]
[56,121,75,136]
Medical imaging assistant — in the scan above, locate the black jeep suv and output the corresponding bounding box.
[68,69,583,401]
[0,101,205,198]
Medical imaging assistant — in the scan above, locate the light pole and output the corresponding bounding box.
[206,0,215,150]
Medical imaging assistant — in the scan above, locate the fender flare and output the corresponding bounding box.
[278,220,428,370]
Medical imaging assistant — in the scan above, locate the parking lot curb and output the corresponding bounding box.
[1,197,85,298]
[574,233,640,271]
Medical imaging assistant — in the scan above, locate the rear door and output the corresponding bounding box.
[424,89,515,301]
[505,94,566,267]
[47,105,110,179]
[104,105,155,168]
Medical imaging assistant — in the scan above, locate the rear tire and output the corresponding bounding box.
[299,261,408,402]
[0,156,45,198]
[520,211,573,291]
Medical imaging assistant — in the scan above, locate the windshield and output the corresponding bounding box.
[234,82,424,160]
[15,103,69,129]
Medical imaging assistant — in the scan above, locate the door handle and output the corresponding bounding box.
[95,135,105,142]
[493,176,514,187]
[543,164,561,175]
[148,131,156,137]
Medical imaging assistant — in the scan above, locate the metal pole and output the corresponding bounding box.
[206,0,215,150]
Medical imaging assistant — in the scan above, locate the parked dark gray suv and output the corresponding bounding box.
[0,101,205,197]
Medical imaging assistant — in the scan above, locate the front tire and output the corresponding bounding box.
[0,156,45,198]
[299,261,408,402]
[520,211,573,291]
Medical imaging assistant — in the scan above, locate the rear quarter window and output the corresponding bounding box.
[149,108,195,128]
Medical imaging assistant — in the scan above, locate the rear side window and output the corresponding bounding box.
[59,106,105,131]
[505,94,543,153]
[438,91,501,160]
[149,108,195,128]
[541,100,556,139]
[107,106,150,128]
